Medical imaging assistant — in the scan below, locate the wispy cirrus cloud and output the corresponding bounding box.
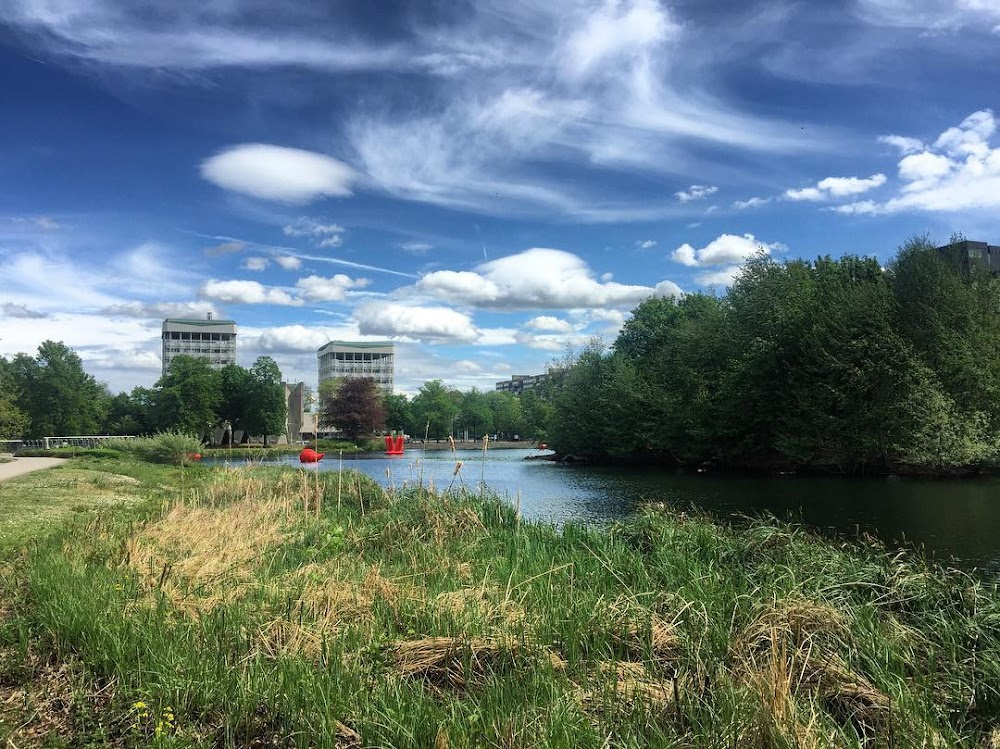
[785,173,887,201]
[283,218,345,248]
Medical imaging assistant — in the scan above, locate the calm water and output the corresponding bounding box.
[210,448,1000,577]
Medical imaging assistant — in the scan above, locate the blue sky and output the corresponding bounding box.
[1,0,998,395]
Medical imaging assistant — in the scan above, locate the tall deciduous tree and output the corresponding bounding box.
[245,356,286,446]
[410,380,460,440]
[382,392,413,434]
[152,355,221,439]
[7,341,108,437]
[322,377,385,442]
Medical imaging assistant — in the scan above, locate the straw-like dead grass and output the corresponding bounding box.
[388,637,563,691]
[734,599,890,743]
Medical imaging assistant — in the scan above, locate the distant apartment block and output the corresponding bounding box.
[161,313,237,375]
[935,239,1000,275]
[283,381,312,443]
[495,373,550,396]
[318,340,395,393]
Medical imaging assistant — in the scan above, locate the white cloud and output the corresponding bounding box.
[878,134,925,155]
[851,110,1000,214]
[242,256,269,271]
[252,325,344,354]
[856,0,1000,34]
[524,315,575,333]
[295,273,369,302]
[672,233,783,267]
[696,265,743,287]
[675,185,718,202]
[416,248,677,310]
[654,280,683,298]
[283,218,345,248]
[101,301,218,319]
[733,196,770,210]
[354,302,480,342]
[200,144,356,203]
[11,215,61,231]
[786,173,886,201]
[830,200,883,215]
[200,279,301,306]
[274,255,303,270]
[636,239,657,249]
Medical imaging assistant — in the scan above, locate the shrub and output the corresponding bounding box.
[105,432,203,465]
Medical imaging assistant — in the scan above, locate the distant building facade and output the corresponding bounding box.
[317,340,395,393]
[935,240,1000,275]
[495,373,550,396]
[283,381,315,443]
[161,313,237,375]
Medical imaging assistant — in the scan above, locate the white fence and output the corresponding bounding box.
[0,435,138,452]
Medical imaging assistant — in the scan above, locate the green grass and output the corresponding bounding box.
[1,459,999,748]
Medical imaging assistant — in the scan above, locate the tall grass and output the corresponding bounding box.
[105,432,202,465]
[2,462,999,747]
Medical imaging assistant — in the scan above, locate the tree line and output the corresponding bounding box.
[321,377,554,443]
[0,346,286,443]
[546,236,1000,474]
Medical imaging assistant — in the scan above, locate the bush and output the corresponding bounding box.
[105,432,203,465]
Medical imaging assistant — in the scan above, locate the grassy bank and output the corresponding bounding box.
[1,458,999,748]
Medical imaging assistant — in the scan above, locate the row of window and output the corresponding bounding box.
[165,346,232,355]
[323,352,393,362]
[163,332,235,341]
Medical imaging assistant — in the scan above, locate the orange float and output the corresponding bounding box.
[385,434,405,455]
[299,448,325,463]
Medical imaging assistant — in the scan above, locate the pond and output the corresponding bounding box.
[209,447,1000,578]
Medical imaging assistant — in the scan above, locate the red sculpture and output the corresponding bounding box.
[299,448,325,463]
[385,434,405,455]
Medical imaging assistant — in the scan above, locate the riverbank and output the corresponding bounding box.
[1,456,998,747]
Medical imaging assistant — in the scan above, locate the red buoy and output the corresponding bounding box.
[385,434,405,455]
[299,448,325,463]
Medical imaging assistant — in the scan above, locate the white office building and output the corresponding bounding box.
[318,340,394,393]
[161,314,237,375]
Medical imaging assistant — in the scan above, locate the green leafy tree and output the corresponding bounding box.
[321,377,385,442]
[410,380,460,440]
[244,357,287,446]
[102,387,155,435]
[458,388,492,439]
[217,364,254,444]
[151,355,221,439]
[6,341,109,437]
[382,392,413,434]
[518,389,555,441]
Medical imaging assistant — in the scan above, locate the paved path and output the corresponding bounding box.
[0,457,66,482]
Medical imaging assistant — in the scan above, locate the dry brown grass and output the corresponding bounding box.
[734,598,890,745]
[388,637,562,691]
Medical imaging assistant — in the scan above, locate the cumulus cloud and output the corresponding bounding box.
[416,248,678,310]
[672,233,783,267]
[252,325,339,353]
[101,301,218,319]
[283,218,345,248]
[733,196,770,210]
[636,239,657,249]
[274,255,303,270]
[200,279,300,305]
[1,302,46,319]
[200,144,356,203]
[675,185,718,202]
[785,173,887,201]
[242,256,269,271]
[354,302,479,342]
[695,266,743,286]
[878,134,925,155]
[295,273,369,302]
[837,111,1000,215]
[524,315,575,333]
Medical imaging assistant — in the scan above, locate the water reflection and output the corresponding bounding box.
[209,448,1000,576]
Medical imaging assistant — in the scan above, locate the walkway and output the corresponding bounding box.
[0,457,66,482]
